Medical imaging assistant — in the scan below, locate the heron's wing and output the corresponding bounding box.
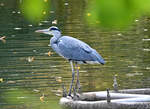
[56,36,105,64]
[59,36,92,52]
[57,36,93,60]
[80,43,92,53]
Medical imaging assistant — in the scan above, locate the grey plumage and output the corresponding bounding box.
[51,35,105,64]
[36,26,105,96]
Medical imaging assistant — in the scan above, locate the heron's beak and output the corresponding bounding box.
[35,29,52,35]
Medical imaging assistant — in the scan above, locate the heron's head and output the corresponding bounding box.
[35,26,61,36]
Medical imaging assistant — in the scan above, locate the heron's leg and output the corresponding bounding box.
[75,63,81,93]
[68,60,75,96]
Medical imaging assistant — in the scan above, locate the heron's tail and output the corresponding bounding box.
[91,49,105,65]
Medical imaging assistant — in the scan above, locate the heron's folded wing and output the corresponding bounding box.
[80,44,92,53]
[57,36,93,59]
[59,36,92,53]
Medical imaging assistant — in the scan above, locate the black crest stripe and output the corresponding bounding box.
[49,27,60,31]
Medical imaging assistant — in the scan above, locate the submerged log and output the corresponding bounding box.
[60,88,150,109]
[116,88,150,94]
[60,97,150,109]
[79,90,150,101]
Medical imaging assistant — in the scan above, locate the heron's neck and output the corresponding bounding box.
[50,31,62,44]
[53,31,62,39]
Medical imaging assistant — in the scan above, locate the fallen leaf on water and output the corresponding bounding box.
[28,24,33,27]
[55,89,62,96]
[0,78,3,82]
[0,36,6,43]
[14,27,22,30]
[144,28,148,32]
[114,74,118,77]
[40,93,44,102]
[52,20,57,24]
[64,3,69,6]
[17,11,21,14]
[33,89,40,93]
[45,51,53,56]
[55,77,62,83]
[55,93,61,96]
[50,11,54,14]
[12,11,16,14]
[27,57,34,62]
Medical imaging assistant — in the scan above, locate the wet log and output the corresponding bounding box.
[79,92,150,101]
[80,89,150,101]
[60,97,150,109]
[60,88,150,109]
[116,88,150,94]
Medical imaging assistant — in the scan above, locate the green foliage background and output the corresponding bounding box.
[20,0,50,23]
[87,0,150,29]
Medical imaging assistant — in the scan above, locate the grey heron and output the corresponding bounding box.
[35,26,105,96]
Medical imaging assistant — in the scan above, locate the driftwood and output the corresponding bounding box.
[60,97,150,109]
[60,88,150,109]
[115,88,150,94]
[79,88,150,101]
[60,77,150,109]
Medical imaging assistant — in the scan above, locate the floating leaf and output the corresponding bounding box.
[40,93,45,102]
[0,36,6,43]
[55,77,62,83]
[45,51,53,56]
[52,20,58,24]
[27,57,34,62]
[0,78,3,82]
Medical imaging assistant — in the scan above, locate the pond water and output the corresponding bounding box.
[0,0,150,109]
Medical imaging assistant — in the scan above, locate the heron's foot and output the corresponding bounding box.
[73,93,80,100]
[73,87,80,100]
[68,87,73,97]
[68,91,72,96]
[77,87,82,94]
